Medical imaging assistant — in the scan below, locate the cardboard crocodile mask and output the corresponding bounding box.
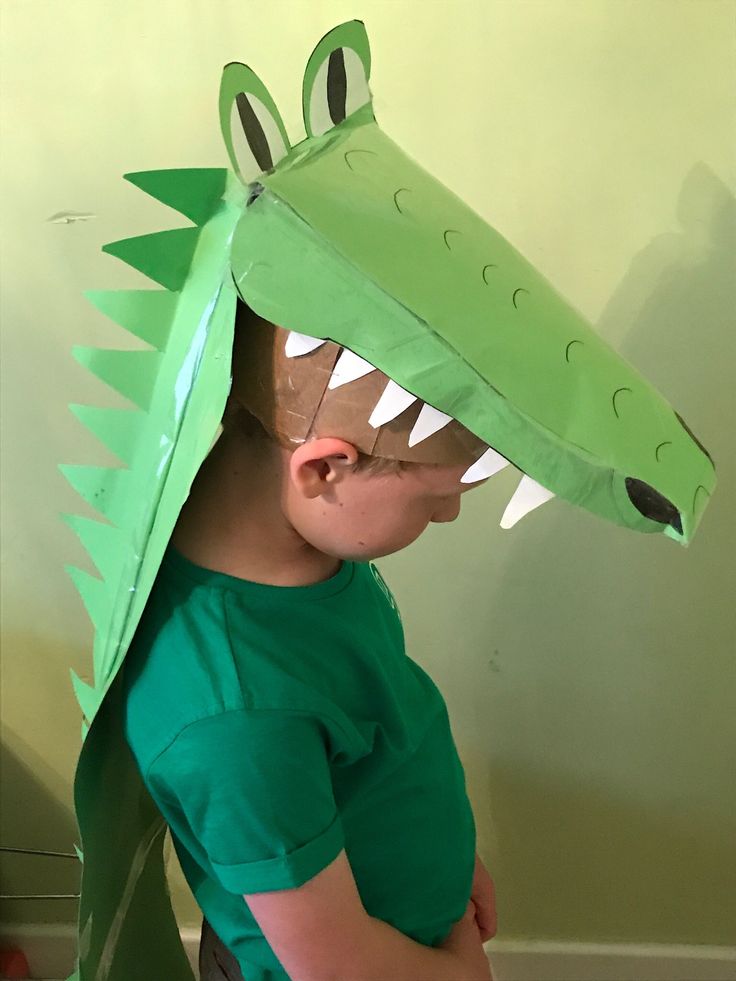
[59,19,716,981]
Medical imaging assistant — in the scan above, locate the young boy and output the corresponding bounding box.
[65,16,714,981]
[121,303,497,981]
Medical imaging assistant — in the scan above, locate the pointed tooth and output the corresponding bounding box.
[368,380,418,428]
[500,474,555,528]
[460,446,510,483]
[408,403,453,447]
[328,349,377,389]
[284,331,328,358]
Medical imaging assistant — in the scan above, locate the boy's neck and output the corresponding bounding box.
[170,430,342,587]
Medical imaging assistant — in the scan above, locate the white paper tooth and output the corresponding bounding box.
[284,331,328,358]
[460,446,510,483]
[368,380,418,428]
[328,349,377,389]
[500,474,555,528]
[408,403,453,447]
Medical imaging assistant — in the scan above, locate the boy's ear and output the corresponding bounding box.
[289,438,359,498]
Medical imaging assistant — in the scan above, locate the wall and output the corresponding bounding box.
[1,0,734,946]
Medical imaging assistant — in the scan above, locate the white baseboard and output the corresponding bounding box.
[2,922,734,980]
[481,938,736,981]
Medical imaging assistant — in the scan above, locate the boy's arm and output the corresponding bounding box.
[244,847,465,981]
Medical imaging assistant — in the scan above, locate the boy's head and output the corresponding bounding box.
[221,302,491,562]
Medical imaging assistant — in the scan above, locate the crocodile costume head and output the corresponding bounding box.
[225,20,714,540]
[60,20,715,981]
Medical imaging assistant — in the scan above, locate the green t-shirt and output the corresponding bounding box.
[122,545,476,980]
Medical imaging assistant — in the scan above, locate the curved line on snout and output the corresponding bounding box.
[443,229,461,250]
[612,387,632,418]
[565,340,584,362]
[343,148,378,171]
[693,483,710,514]
[393,188,411,214]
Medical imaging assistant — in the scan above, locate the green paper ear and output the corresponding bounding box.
[302,19,373,138]
[219,62,291,185]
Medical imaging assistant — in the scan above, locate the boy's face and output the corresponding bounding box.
[282,438,488,562]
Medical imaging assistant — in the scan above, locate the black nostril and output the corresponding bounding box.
[625,478,682,534]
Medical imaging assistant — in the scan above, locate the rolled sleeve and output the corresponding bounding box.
[211,811,344,893]
[146,708,345,895]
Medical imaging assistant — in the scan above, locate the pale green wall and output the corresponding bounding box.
[1,0,734,946]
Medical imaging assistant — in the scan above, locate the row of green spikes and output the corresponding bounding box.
[60,167,231,729]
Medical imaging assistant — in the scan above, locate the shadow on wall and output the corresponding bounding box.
[486,758,736,944]
[0,728,81,925]
[481,163,736,945]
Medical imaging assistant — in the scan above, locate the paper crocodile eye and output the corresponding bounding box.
[303,22,371,138]
[220,62,291,184]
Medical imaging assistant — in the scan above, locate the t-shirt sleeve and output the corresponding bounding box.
[146,708,346,895]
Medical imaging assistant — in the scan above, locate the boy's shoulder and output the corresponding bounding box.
[122,550,404,771]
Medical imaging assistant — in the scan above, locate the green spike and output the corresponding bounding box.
[81,720,89,741]
[92,629,111,685]
[65,565,112,636]
[68,404,144,467]
[84,289,178,351]
[103,227,201,292]
[61,513,127,583]
[73,843,83,863]
[59,464,132,526]
[70,669,99,723]
[64,565,113,680]
[124,168,227,226]
[72,347,161,410]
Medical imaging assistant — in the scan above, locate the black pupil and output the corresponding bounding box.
[235,92,273,173]
[327,48,347,125]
